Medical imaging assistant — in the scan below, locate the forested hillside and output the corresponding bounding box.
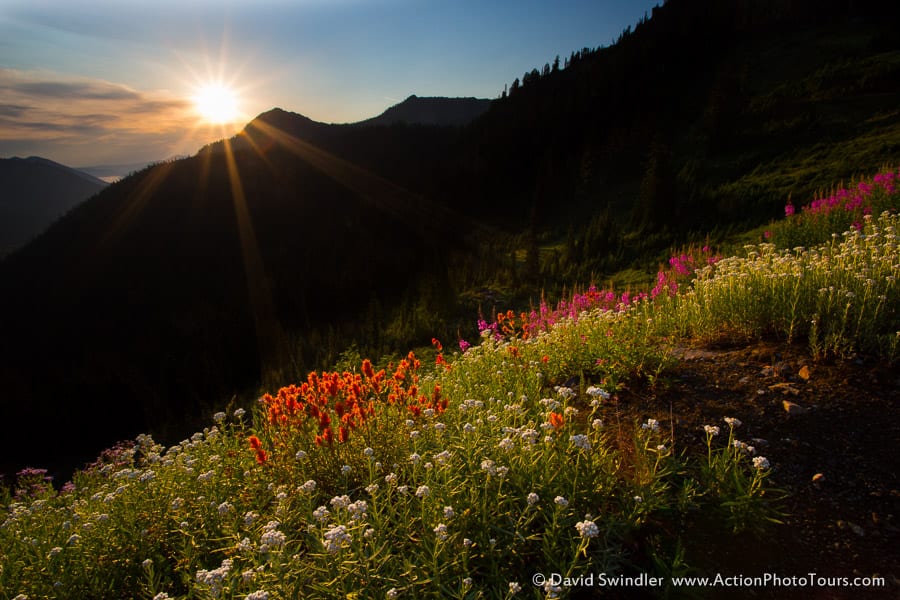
[1,0,898,480]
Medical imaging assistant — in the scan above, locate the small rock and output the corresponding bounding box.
[783,400,809,415]
[836,520,866,537]
[812,473,825,483]
[771,382,801,396]
[799,365,811,380]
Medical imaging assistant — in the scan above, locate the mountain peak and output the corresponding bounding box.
[357,95,492,127]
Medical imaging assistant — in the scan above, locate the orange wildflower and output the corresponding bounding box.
[549,412,565,429]
[248,436,267,464]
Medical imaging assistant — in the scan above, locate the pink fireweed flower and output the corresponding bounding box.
[785,202,795,217]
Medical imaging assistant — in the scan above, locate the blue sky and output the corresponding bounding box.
[0,0,659,168]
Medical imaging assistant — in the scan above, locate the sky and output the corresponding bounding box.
[0,0,659,170]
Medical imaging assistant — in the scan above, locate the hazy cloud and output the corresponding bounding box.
[0,69,212,165]
[13,80,142,101]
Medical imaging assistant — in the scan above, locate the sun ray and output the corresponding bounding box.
[221,137,288,381]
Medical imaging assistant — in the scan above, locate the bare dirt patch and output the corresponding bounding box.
[605,341,899,599]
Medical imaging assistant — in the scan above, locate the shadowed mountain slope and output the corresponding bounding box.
[0,156,107,255]
[2,0,900,480]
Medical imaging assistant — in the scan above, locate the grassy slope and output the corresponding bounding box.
[1,170,897,599]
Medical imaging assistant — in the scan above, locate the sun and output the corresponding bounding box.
[192,82,240,125]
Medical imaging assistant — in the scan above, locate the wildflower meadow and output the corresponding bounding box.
[1,168,898,599]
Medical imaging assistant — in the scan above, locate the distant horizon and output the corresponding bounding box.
[3,94,488,175]
[0,0,660,167]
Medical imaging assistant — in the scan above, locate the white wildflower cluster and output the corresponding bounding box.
[330,495,351,510]
[459,398,484,411]
[195,558,233,598]
[732,440,756,455]
[570,434,591,451]
[724,417,742,428]
[347,500,368,520]
[480,459,496,475]
[295,450,307,461]
[503,403,524,415]
[752,456,771,469]
[112,468,141,481]
[703,425,720,436]
[259,521,286,551]
[509,581,522,594]
[415,485,431,499]
[245,591,269,600]
[527,492,540,506]
[519,428,540,444]
[642,418,659,432]
[323,524,352,554]
[384,472,398,486]
[299,479,317,493]
[585,386,611,404]
[409,452,422,465]
[433,522,449,541]
[433,450,452,465]
[555,386,576,400]
[244,511,259,526]
[575,520,600,538]
[462,422,476,433]
[554,496,568,508]
[366,483,379,495]
[217,501,234,516]
[539,398,561,411]
[498,437,515,451]
[312,506,330,523]
[544,580,563,598]
[443,505,455,519]
[564,406,579,418]
[213,411,226,423]
[592,419,603,430]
